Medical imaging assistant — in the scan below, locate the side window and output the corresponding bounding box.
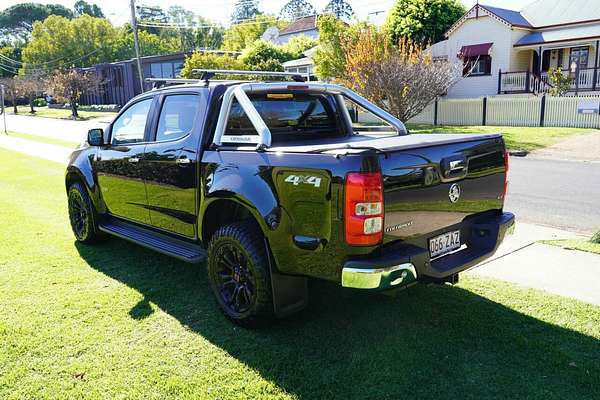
[111,99,152,145]
[344,98,396,136]
[155,95,200,142]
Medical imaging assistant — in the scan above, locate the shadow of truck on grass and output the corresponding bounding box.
[75,239,600,399]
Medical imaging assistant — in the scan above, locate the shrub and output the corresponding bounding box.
[547,67,574,97]
[240,40,293,71]
[339,29,460,121]
[591,231,600,244]
[180,52,245,79]
[32,98,47,107]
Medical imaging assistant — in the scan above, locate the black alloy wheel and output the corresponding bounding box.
[67,182,102,243]
[207,222,273,326]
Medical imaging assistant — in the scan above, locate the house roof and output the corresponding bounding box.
[445,0,600,39]
[282,57,312,68]
[279,15,317,35]
[521,0,600,28]
[515,24,600,47]
[479,5,532,28]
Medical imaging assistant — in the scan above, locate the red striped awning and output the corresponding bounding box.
[457,42,493,58]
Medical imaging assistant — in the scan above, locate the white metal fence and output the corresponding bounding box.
[407,95,600,129]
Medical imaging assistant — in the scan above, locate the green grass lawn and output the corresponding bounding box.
[7,105,116,121]
[5,130,81,148]
[1,148,599,399]
[544,238,600,255]
[407,124,597,152]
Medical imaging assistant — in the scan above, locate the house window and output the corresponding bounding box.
[149,61,184,79]
[463,55,492,76]
[569,47,589,69]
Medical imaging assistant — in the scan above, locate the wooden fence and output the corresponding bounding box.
[407,96,600,129]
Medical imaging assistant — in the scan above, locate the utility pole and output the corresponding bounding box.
[130,0,145,93]
[1,85,6,134]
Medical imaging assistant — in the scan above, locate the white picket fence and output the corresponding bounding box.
[407,96,600,129]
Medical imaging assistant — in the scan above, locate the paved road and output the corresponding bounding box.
[506,157,600,235]
[1,113,111,142]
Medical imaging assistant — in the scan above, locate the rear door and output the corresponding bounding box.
[141,92,206,238]
[96,97,154,225]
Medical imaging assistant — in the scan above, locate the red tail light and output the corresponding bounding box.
[503,150,509,200]
[345,172,384,246]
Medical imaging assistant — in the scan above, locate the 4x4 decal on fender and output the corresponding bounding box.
[284,174,322,188]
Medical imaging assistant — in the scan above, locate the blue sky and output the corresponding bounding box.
[0,0,534,27]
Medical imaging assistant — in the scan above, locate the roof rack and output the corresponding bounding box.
[192,69,308,84]
[146,78,200,89]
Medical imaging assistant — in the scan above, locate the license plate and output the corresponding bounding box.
[429,230,461,258]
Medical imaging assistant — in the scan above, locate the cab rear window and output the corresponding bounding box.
[224,93,344,143]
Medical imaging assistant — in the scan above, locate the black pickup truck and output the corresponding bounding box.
[66,72,514,325]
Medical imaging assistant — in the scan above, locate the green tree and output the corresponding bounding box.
[221,15,283,52]
[165,6,196,51]
[322,0,354,21]
[0,46,22,77]
[137,5,168,36]
[74,0,104,18]
[112,28,178,60]
[279,0,317,21]
[313,15,369,80]
[385,0,465,44]
[180,53,245,78]
[282,35,318,59]
[0,3,74,42]
[196,17,225,50]
[240,40,293,71]
[21,15,117,71]
[230,0,261,25]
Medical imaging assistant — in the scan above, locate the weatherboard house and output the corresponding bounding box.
[431,0,600,98]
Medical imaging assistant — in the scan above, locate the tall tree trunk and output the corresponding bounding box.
[11,93,17,114]
[70,96,79,119]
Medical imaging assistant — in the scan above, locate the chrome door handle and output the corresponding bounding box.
[128,157,140,163]
[175,158,191,165]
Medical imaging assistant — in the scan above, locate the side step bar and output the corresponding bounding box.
[99,218,207,263]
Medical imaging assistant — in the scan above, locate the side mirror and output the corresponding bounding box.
[87,128,104,146]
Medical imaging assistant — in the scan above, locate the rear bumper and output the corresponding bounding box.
[341,211,515,290]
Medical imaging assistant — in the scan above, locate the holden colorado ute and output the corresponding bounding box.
[65,70,514,325]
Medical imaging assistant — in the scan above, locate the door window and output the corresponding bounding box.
[111,98,152,145]
[569,47,589,69]
[155,95,200,142]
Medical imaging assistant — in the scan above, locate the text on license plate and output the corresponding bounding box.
[429,230,461,258]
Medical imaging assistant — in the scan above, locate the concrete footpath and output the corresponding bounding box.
[2,113,111,143]
[0,135,73,164]
[470,222,600,306]
[1,134,599,306]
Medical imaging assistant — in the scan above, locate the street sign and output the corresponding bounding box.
[577,99,600,114]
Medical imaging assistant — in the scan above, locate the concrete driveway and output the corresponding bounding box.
[530,131,600,162]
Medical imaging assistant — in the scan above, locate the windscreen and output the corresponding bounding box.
[224,93,345,144]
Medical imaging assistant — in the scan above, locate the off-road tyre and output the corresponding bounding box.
[207,221,274,326]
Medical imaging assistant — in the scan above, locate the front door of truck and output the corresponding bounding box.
[95,97,154,225]
[141,93,205,238]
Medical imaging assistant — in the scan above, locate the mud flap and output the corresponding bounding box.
[264,238,308,318]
